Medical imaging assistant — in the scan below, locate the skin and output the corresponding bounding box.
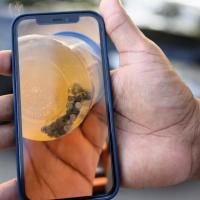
[23,100,108,199]
[1,0,200,199]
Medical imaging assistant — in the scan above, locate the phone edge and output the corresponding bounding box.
[11,10,120,200]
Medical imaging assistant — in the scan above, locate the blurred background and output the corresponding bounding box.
[1,0,200,199]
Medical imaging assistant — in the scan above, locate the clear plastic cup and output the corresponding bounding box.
[19,32,103,141]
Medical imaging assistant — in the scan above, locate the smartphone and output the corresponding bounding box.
[12,11,119,200]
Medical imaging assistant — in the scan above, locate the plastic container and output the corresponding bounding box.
[19,32,103,141]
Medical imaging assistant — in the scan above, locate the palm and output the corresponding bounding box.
[24,102,108,199]
[112,41,198,187]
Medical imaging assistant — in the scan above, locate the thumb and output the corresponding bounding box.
[99,0,146,52]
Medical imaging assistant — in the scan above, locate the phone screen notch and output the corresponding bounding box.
[36,14,79,25]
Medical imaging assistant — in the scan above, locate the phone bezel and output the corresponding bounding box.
[12,11,120,200]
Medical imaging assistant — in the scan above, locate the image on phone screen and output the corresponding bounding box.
[13,13,118,199]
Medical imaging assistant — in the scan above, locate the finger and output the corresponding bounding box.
[0,94,13,122]
[46,128,101,183]
[99,0,146,53]
[0,179,18,200]
[0,123,15,149]
[81,100,108,149]
[24,139,92,197]
[0,50,12,76]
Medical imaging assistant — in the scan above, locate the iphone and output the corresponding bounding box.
[12,11,119,200]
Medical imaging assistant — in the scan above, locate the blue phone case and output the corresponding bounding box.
[12,11,120,200]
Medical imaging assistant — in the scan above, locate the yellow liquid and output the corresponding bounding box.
[19,35,92,141]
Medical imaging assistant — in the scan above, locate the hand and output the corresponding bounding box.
[0,50,18,200]
[24,100,107,199]
[100,0,200,188]
[0,51,108,199]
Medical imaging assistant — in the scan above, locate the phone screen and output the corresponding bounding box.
[13,13,117,199]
